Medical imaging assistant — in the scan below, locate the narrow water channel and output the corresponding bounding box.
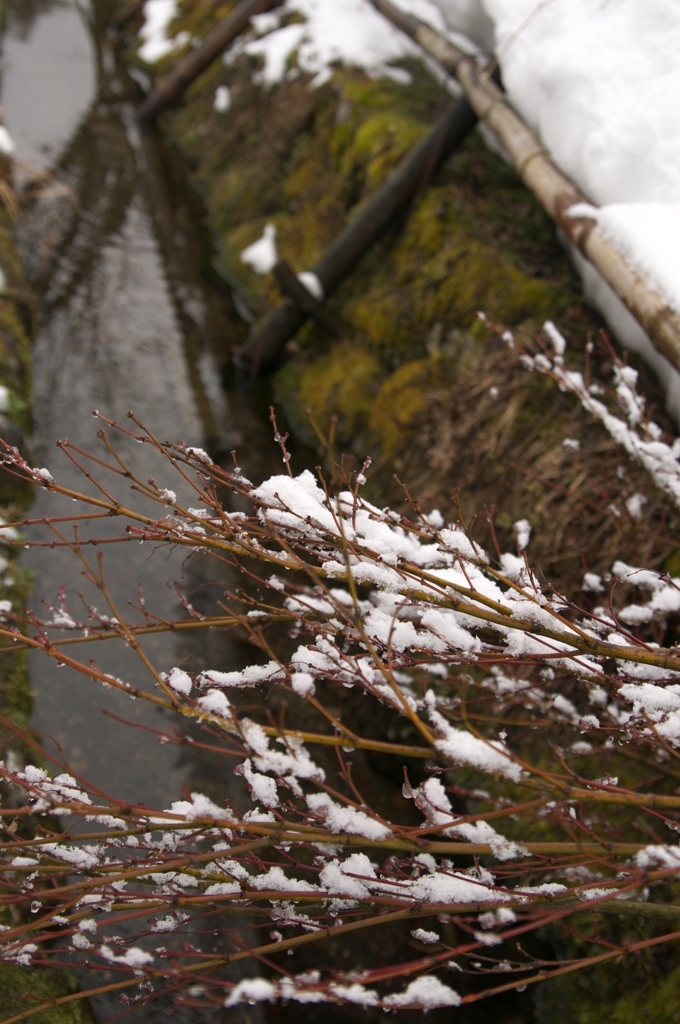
[2,0,281,813]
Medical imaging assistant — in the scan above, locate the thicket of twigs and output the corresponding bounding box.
[2,324,680,1019]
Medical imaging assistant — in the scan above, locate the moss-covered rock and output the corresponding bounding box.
[0,964,95,1024]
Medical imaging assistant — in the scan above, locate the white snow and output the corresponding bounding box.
[99,944,154,970]
[297,271,324,302]
[472,1,680,311]
[383,976,461,1009]
[214,84,231,113]
[0,126,15,156]
[411,927,441,944]
[429,708,523,782]
[166,667,192,696]
[225,978,277,1007]
[139,0,190,63]
[625,493,647,519]
[426,0,680,409]
[197,689,233,721]
[239,758,280,808]
[240,224,278,274]
[306,792,391,840]
[185,446,213,465]
[513,518,531,552]
[227,0,446,89]
[291,671,316,697]
[200,661,282,689]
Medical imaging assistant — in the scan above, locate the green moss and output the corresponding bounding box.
[339,110,426,193]
[664,548,680,577]
[534,955,680,1024]
[276,343,382,447]
[0,964,95,1023]
[368,359,434,461]
[164,1,661,598]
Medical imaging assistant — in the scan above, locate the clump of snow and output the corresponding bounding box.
[139,0,190,63]
[238,758,279,809]
[0,126,15,157]
[241,718,325,781]
[167,792,234,823]
[625,492,647,519]
[185,446,213,465]
[306,792,391,840]
[197,689,233,721]
[199,661,282,689]
[513,518,531,552]
[165,667,192,696]
[240,224,278,274]
[99,945,154,970]
[411,928,440,944]
[32,467,53,485]
[225,978,277,1007]
[214,85,231,113]
[383,975,461,1009]
[227,0,443,89]
[291,671,315,697]
[298,271,324,302]
[583,572,605,594]
[429,708,523,782]
[328,982,379,1006]
[636,845,680,870]
[414,777,526,859]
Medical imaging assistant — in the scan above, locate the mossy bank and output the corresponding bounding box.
[136,0,680,606]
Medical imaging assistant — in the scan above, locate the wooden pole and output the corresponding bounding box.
[110,0,146,33]
[137,0,282,123]
[366,0,680,372]
[233,94,479,372]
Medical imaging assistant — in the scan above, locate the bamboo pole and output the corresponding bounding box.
[234,94,479,371]
[137,0,282,122]
[366,0,680,373]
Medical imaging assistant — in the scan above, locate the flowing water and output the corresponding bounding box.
[1,8,292,1016]
[0,6,311,1015]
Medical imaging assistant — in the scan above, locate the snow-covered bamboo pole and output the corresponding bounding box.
[366,0,680,372]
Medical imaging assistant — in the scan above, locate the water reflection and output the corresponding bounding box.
[3,7,293,1015]
[4,0,70,40]
[3,2,95,175]
[4,0,258,807]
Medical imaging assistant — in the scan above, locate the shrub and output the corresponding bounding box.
[1,325,680,1019]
